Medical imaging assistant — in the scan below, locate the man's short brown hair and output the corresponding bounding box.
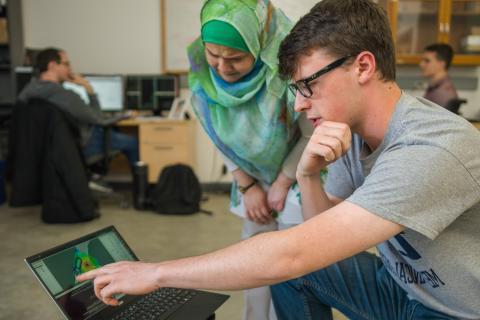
[424,43,454,70]
[278,0,396,81]
[35,47,63,74]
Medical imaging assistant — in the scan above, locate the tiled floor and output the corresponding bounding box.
[0,192,347,320]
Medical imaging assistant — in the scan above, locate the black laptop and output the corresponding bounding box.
[25,226,229,320]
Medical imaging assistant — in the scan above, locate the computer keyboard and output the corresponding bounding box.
[112,288,197,320]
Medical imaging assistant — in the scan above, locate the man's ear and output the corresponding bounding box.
[441,61,448,71]
[355,51,376,85]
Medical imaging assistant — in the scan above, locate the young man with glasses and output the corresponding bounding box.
[77,1,480,318]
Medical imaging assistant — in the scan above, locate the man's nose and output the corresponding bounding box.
[294,92,310,113]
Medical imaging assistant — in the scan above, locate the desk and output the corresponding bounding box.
[118,118,196,183]
[472,122,480,130]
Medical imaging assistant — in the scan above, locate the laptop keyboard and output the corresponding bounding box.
[111,288,197,320]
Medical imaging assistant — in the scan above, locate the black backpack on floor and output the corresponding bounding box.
[150,164,208,215]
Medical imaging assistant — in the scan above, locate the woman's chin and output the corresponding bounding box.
[220,74,241,83]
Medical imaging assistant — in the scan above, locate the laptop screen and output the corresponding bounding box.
[25,226,137,320]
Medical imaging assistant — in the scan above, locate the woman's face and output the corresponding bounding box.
[204,42,255,83]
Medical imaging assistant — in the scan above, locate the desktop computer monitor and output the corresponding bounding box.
[85,75,124,112]
[125,75,178,115]
[63,75,124,112]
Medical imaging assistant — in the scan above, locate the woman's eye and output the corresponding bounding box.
[208,51,219,58]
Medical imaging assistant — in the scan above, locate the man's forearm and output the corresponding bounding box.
[297,174,334,220]
[151,198,398,291]
[153,229,299,291]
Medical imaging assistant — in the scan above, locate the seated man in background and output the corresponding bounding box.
[419,43,458,108]
[18,48,139,171]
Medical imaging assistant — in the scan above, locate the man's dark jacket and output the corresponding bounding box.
[8,99,97,223]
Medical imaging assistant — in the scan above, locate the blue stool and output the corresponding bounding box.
[0,160,5,205]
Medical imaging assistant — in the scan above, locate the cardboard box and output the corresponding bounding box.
[0,18,7,44]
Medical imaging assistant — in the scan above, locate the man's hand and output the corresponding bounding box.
[70,74,94,95]
[297,121,351,178]
[76,261,160,306]
[244,185,272,224]
[267,172,294,212]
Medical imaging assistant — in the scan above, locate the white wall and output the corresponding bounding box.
[272,0,318,21]
[22,0,161,74]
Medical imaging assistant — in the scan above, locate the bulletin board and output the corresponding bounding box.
[160,0,203,74]
[160,0,320,74]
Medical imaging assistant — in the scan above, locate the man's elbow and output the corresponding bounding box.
[258,232,310,283]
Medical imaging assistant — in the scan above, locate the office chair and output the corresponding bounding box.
[84,111,133,178]
[445,98,467,115]
[84,124,132,208]
[85,125,121,177]
[8,99,98,223]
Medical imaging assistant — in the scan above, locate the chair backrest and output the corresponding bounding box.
[9,100,57,205]
[445,98,467,115]
[8,99,97,222]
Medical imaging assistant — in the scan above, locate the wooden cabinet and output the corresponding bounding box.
[137,120,195,183]
[377,0,480,65]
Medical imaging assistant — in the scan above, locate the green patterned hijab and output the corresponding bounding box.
[188,0,298,184]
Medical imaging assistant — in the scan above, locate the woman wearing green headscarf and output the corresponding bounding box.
[188,1,311,319]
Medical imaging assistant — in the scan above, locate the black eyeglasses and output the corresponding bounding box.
[288,55,352,98]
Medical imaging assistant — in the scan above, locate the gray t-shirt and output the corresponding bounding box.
[325,93,480,319]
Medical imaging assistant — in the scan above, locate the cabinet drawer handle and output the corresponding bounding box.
[154,146,174,151]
